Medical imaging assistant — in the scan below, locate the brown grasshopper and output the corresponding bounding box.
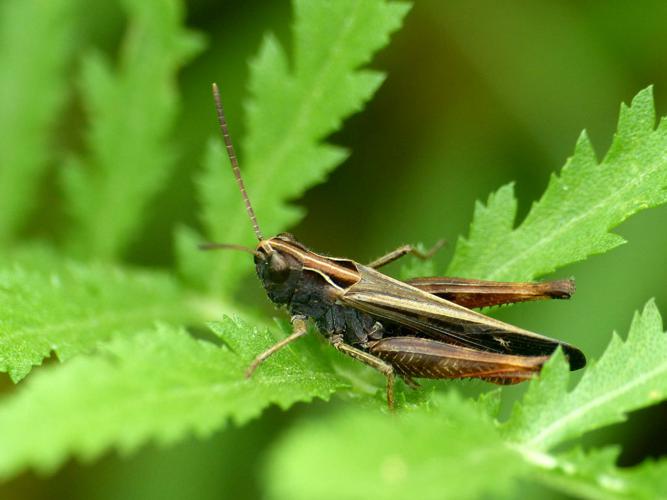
[203,83,585,408]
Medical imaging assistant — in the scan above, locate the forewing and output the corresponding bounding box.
[343,265,585,370]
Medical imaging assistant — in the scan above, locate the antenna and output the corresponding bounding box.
[211,82,263,241]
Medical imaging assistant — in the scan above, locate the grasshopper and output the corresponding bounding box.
[203,83,585,408]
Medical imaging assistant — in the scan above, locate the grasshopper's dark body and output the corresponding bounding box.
[206,83,586,408]
[254,234,374,345]
[253,233,585,387]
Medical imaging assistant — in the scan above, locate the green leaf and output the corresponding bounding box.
[0,319,344,478]
[265,392,525,500]
[525,447,667,500]
[266,387,667,500]
[505,300,667,451]
[182,0,410,296]
[0,258,191,382]
[63,0,203,260]
[448,87,667,280]
[0,0,81,246]
[264,300,667,499]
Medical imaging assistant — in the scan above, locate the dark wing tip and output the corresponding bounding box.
[563,343,586,370]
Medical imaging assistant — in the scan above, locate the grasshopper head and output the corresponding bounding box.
[254,236,303,305]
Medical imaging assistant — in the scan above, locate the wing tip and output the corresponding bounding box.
[563,344,586,370]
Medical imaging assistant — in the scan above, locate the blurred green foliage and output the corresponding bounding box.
[1,1,667,499]
[0,0,81,246]
[63,0,203,260]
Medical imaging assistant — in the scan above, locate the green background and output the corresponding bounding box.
[2,1,667,498]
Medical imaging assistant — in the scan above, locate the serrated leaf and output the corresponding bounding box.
[265,391,524,500]
[448,87,667,280]
[521,446,667,500]
[182,0,410,295]
[63,0,203,260]
[505,300,667,451]
[266,386,667,500]
[0,259,191,382]
[0,0,81,246]
[0,319,345,478]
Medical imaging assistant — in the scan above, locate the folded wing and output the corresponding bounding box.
[342,265,586,370]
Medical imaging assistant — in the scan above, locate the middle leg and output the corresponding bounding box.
[367,239,445,269]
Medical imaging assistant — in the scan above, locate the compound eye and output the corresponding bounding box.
[268,253,290,283]
[253,248,267,265]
